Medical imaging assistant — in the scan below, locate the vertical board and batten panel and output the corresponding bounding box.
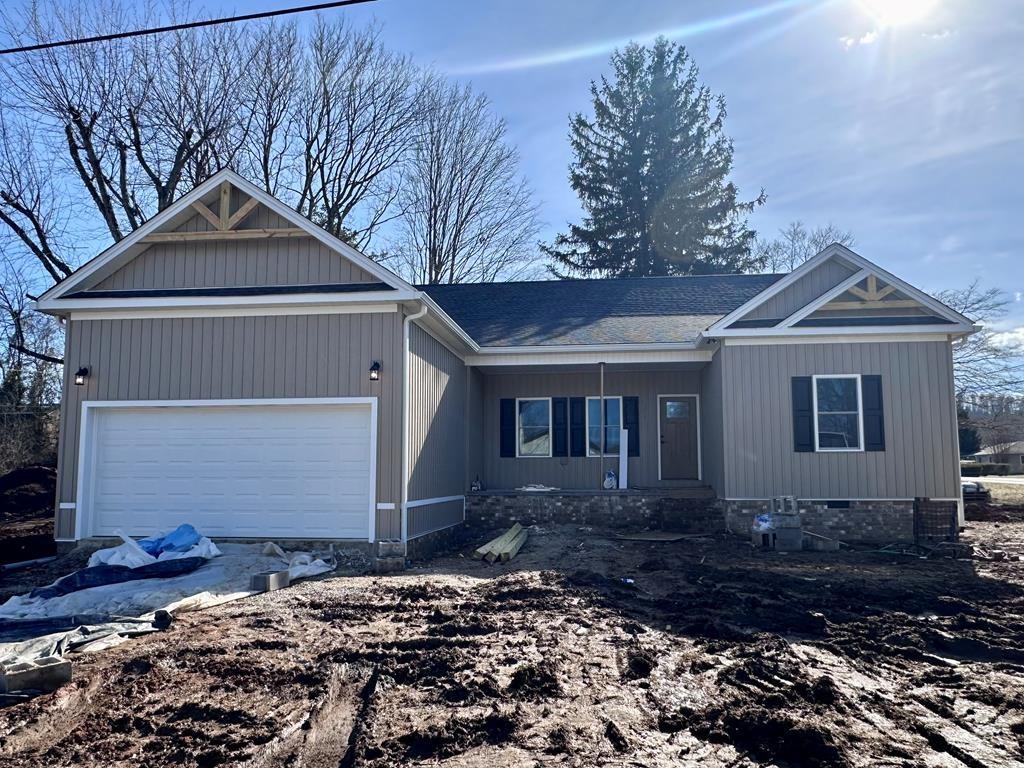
[87,200,378,291]
[406,324,467,538]
[742,258,858,322]
[55,313,405,540]
[466,367,485,489]
[480,368,706,490]
[719,341,960,500]
[699,352,726,496]
[92,204,376,290]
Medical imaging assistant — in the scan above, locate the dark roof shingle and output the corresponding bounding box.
[419,274,783,347]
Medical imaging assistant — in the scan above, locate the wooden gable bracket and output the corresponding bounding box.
[141,181,305,243]
[827,275,920,311]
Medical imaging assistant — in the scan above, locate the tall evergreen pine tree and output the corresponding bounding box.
[545,38,764,277]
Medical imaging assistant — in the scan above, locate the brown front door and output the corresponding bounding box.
[659,396,700,480]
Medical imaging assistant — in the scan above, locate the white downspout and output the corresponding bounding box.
[401,303,428,544]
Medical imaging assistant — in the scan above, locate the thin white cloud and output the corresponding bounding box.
[840,29,880,49]
[923,29,953,40]
[443,0,812,75]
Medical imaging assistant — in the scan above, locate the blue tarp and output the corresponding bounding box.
[136,524,202,556]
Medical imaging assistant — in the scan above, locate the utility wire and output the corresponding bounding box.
[0,0,377,55]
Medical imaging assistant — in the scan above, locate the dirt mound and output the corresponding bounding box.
[507,659,561,700]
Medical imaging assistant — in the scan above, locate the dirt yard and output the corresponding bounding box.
[2,518,1024,768]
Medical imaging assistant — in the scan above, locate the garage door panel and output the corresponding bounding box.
[86,404,374,539]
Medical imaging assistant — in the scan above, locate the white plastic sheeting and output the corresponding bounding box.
[86,531,222,569]
[0,542,335,665]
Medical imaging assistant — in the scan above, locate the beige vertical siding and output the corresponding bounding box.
[479,368,705,490]
[55,312,404,540]
[87,202,377,290]
[719,340,960,500]
[743,258,857,322]
[406,324,467,538]
[699,352,726,495]
[466,367,485,488]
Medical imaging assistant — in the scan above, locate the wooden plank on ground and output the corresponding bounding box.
[472,523,522,560]
[615,531,704,542]
[500,528,528,562]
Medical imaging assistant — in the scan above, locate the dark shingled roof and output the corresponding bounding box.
[419,274,785,347]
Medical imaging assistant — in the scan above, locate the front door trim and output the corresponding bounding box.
[657,393,702,482]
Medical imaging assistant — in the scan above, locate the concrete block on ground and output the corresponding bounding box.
[250,570,290,592]
[377,539,406,558]
[374,555,405,574]
[774,528,803,552]
[0,656,72,694]
[804,533,841,552]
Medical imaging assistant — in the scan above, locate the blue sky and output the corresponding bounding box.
[9,0,1024,333]
[350,0,1023,332]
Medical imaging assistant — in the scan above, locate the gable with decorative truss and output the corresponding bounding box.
[36,170,414,309]
[706,244,975,338]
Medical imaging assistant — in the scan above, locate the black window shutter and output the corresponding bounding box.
[569,397,586,457]
[499,398,516,458]
[552,398,569,457]
[862,375,885,451]
[792,377,814,453]
[623,396,640,457]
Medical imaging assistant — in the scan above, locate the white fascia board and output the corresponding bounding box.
[705,245,852,333]
[707,322,976,339]
[467,344,713,366]
[414,295,481,353]
[778,269,871,328]
[67,302,400,321]
[717,330,973,346]
[37,290,417,314]
[821,244,975,326]
[39,169,416,302]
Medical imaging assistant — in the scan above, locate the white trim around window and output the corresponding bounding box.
[515,397,553,458]
[812,374,864,453]
[585,395,623,458]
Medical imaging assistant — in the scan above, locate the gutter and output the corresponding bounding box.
[400,302,429,544]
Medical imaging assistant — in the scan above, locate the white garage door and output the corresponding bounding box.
[83,403,374,540]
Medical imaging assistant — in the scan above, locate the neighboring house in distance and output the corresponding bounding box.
[970,443,1024,473]
[35,170,977,554]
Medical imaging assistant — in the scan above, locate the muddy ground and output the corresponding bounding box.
[2,519,1024,767]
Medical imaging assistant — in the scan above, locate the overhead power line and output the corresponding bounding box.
[0,0,377,55]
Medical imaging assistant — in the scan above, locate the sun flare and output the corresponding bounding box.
[858,0,939,27]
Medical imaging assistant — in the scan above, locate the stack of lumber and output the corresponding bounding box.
[473,523,528,563]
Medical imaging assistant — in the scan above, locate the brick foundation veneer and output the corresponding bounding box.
[724,500,922,544]
[406,523,470,561]
[465,492,724,535]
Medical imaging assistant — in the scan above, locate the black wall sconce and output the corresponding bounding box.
[369,361,381,381]
[74,367,90,386]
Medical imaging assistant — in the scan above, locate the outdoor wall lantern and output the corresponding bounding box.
[369,361,381,381]
[74,367,90,386]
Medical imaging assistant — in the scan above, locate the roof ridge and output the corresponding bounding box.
[417,272,785,289]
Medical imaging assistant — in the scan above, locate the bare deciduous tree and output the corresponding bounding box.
[389,80,540,284]
[292,21,422,248]
[936,281,1024,398]
[753,221,855,273]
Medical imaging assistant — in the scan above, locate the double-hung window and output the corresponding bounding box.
[516,398,552,457]
[813,375,863,451]
[586,396,622,457]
